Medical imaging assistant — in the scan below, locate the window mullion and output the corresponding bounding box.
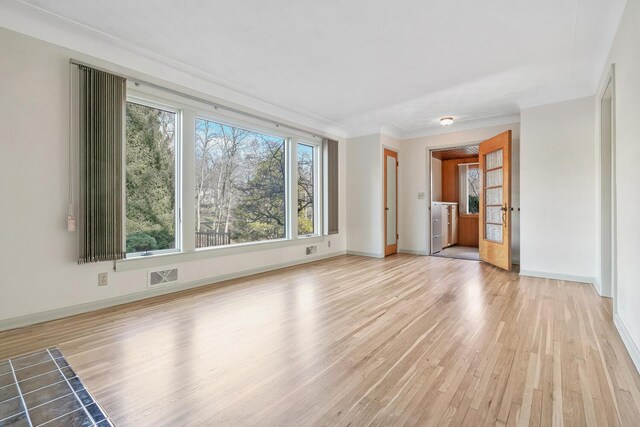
[289,139,299,240]
[182,109,197,252]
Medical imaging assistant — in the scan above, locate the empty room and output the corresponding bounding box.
[1,1,639,426]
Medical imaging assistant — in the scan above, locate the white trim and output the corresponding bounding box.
[519,270,595,284]
[399,249,429,256]
[614,314,640,375]
[117,235,326,272]
[593,276,602,295]
[399,115,521,140]
[346,250,385,259]
[0,251,346,332]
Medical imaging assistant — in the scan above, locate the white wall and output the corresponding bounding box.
[346,134,383,257]
[0,28,347,327]
[431,158,442,201]
[400,124,521,259]
[345,133,401,257]
[519,97,595,280]
[595,0,640,367]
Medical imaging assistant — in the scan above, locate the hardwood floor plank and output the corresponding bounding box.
[0,254,638,426]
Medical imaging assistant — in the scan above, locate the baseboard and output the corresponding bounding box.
[398,249,429,256]
[345,250,385,258]
[614,314,640,375]
[0,251,347,332]
[593,277,602,295]
[519,270,594,285]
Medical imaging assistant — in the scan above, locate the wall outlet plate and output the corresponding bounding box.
[98,272,108,286]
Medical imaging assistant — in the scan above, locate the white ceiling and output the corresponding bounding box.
[11,0,627,137]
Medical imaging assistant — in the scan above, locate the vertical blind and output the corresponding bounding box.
[77,65,126,264]
[325,139,339,234]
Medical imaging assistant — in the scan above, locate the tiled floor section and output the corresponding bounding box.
[0,348,112,427]
[432,245,480,261]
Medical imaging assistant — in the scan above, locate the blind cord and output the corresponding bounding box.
[68,64,74,218]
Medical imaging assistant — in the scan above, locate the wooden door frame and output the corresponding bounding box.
[384,148,398,257]
[426,142,481,256]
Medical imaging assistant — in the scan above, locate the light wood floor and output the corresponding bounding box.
[1,254,640,426]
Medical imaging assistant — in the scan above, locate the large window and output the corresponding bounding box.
[122,89,331,259]
[195,118,286,248]
[466,166,480,214]
[297,143,316,236]
[125,101,178,254]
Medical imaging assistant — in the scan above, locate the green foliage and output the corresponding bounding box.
[469,195,480,214]
[298,215,313,235]
[126,232,158,253]
[125,103,176,253]
[232,140,286,242]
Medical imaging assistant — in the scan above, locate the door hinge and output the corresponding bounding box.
[397,234,399,239]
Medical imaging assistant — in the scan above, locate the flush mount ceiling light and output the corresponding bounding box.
[440,117,454,126]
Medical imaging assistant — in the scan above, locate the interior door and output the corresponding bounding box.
[479,131,512,270]
[384,149,398,256]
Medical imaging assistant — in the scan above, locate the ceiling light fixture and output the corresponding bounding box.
[440,117,454,126]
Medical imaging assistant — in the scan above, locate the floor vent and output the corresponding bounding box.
[148,267,179,288]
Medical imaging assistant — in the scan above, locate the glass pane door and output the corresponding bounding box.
[484,149,503,243]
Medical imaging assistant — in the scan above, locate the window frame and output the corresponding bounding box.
[193,113,290,250]
[296,140,323,238]
[124,95,183,258]
[464,163,480,216]
[118,84,329,266]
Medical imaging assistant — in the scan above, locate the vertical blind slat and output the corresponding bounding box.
[77,66,126,264]
[326,139,339,235]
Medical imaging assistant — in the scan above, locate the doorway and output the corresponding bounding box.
[430,145,481,261]
[429,131,513,270]
[600,72,616,299]
[384,148,398,256]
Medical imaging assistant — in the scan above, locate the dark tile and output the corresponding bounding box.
[18,370,63,394]
[67,377,84,393]
[0,385,18,403]
[60,366,75,380]
[0,362,10,376]
[85,403,106,423]
[53,358,69,370]
[96,419,113,427]
[0,412,29,427]
[0,397,23,421]
[14,361,58,382]
[28,393,81,426]
[48,349,63,360]
[10,352,51,370]
[42,408,93,427]
[74,389,93,407]
[0,374,13,389]
[22,380,72,409]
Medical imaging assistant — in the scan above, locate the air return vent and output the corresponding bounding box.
[148,267,179,288]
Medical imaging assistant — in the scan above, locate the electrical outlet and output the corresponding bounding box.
[98,272,108,286]
[328,240,331,248]
[306,245,317,255]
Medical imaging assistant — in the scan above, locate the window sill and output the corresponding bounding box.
[116,235,326,272]
[459,213,480,218]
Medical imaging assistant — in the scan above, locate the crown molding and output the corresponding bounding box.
[0,0,349,139]
[347,114,522,141]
